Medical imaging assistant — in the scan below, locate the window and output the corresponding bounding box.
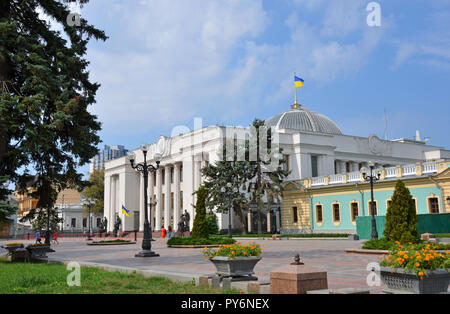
[180,165,183,182]
[71,218,76,228]
[293,207,298,223]
[333,203,340,222]
[316,205,323,223]
[170,167,174,183]
[346,162,351,173]
[180,191,183,208]
[83,218,87,228]
[351,202,359,222]
[97,217,101,227]
[429,198,439,214]
[311,156,318,177]
[283,154,290,172]
[369,201,378,216]
[170,192,174,210]
[162,169,165,185]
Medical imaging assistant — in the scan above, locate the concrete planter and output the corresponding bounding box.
[4,244,24,255]
[210,256,261,280]
[26,245,51,258]
[380,266,450,294]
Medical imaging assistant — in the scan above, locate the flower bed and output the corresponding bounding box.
[88,239,135,246]
[202,242,262,260]
[379,241,450,293]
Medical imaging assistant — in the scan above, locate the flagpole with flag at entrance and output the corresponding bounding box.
[293,74,304,109]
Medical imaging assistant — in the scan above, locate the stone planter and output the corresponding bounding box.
[4,244,24,255]
[380,266,450,294]
[26,245,51,259]
[210,256,261,281]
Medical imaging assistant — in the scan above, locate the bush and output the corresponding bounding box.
[191,186,209,239]
[362,238,396,250]
[383,180,420,243]
[167,236,236,246]
[207,214,219,235]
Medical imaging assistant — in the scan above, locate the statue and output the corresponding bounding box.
[100,217,108,233]
[113,214,121,236]
[178,210,191,234]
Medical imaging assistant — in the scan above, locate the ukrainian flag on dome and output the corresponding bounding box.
[295,76,304,88]
[122,205,130,217]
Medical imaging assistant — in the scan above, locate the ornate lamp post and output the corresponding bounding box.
[84,198,95,241]
[128,144,162,257]
[361,161,382,240]
[221,182,238,238]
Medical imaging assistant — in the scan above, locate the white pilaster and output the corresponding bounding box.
[139,174,144,231]
[164,164,171,229]
[174,163,181,231]
[155,167,162,230]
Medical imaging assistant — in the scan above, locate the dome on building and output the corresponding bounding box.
[265,106,343,135]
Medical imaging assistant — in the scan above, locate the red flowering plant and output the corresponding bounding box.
[202,242,263,262]
[379,241,450,280]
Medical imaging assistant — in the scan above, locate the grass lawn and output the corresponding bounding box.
[0,258,237,294]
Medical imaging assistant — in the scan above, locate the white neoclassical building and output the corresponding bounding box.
[104,104,450,233]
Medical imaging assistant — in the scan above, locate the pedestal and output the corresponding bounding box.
[135,250,160,257]
[270,264,328,294]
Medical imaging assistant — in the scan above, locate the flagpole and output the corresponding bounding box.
[294,73,298,108]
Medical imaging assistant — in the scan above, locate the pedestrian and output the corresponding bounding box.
[167,225,172,239]
[52,231,59,244]
[35,231,41,244]
[161,227,166,240]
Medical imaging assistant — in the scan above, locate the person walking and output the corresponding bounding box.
[52,231,59,244]
[35,231,41,244]
[161,227,166,241]
[167,225,173,239]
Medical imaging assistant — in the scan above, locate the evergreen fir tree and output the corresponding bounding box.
[383,180,420,243]
[191,185,209,239]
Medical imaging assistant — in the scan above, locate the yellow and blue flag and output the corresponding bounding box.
[122,205,130,217]
[424,137,431,143]
[295,76,304,88]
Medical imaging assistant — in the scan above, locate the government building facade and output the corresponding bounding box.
[103,104,450,234]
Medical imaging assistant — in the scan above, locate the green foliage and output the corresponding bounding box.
[167,236,236,246]
[362,238,396,250]
[233,233,350,238]
[30,207,62,231]
[0,258,235,294]
[0,176,15,223]
[206,214,219,235]
[191,186,210,239]
[383,180,420,244]
[0,0,107,213]
[82,169,105,214]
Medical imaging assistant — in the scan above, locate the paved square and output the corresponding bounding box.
[1,237,385,293]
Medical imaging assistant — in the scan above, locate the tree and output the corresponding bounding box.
[246,119,290,234]
[206,213,219,235]
[383,180,420,243]
[82,169,104,214]
[191,185,209,239]
[0,1,107,219]
[0,176,16,223]
[31,207,62,232]
[202,139,254,234]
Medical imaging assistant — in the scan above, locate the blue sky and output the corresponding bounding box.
[70,0,450,176]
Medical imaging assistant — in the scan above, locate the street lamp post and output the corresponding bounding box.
[361,161,382,240]
[221,182,238,238]
[128,144,161,258]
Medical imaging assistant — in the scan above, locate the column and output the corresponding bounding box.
[247,212,252,233]
[109,176,116,232]
[182,156,194,230]
[351,161,359,172]
[104,175,111,232]
[148,170,155,230]
[155,168,162,230]
[338,160,347,174]
[267,212,271,233]
[164,164,171,229]
[138,174,145,231]
[174,163,181,231]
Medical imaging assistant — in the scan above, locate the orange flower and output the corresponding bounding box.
[418,271,424,276]
[415,262,420,267]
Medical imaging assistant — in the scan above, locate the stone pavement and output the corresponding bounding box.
[0,237,385,293]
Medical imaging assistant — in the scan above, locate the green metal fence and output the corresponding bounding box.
[356,213,450,240]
